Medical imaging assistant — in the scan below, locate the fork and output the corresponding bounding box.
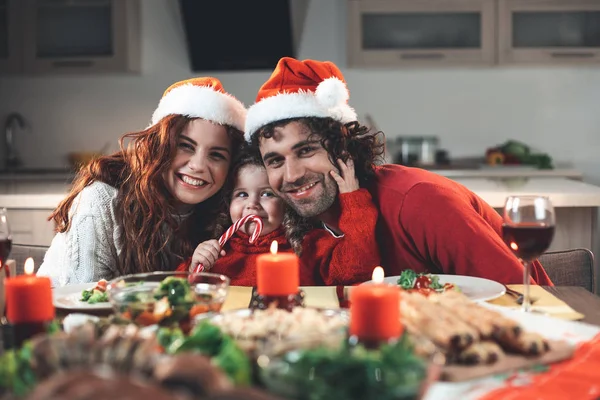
[503,285,539,305]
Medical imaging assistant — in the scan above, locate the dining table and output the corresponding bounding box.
[2,284,600,349]
[1,284,600,400]
[542,286,600,326]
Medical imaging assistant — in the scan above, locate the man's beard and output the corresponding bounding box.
[279,173,338,218]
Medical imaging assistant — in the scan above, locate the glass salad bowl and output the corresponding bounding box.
[107,271,229,331]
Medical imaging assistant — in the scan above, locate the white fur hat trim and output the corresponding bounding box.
[151,84,246,131]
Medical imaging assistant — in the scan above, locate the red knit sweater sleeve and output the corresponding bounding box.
[400,182,548,285]
[310,188,380,285]
[175,257,190,272]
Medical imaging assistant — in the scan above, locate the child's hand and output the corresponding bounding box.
[330,158,359,194]
[189,239,226,272]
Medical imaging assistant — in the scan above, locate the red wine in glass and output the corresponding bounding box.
[503,196,555,312]
[502,224,555,262]
[0,208,11,278]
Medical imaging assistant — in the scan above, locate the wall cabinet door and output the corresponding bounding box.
[21,0,140,74]
[8,209,55,246]
[0,0,23,74]
[347,0,497,67]
[499,0,600,65]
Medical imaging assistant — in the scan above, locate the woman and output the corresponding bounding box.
[37,77,246,286]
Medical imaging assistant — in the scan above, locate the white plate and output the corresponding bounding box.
[363,275,506,302]
[53,283,112,310]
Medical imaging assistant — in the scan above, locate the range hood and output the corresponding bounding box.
[179,0,296,71]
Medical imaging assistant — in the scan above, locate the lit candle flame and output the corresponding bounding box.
[24,257,34,275]
[510,242,519,251]
[372,266,384,284]
[270,240,278,255]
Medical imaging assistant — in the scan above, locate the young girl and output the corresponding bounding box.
[177,148,380,286]
[37,77,246,286]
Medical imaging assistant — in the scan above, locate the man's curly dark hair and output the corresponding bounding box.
[250,116,385,254]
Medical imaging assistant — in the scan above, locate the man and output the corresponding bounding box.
[245,57,552,285]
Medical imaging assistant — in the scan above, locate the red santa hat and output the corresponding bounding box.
[245,57,357,142]
[151,77,246,131]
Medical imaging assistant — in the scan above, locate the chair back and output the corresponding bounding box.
[11,244,49,275]
[539,248,595,293]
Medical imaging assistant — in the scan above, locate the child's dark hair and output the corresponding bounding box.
[224,145,313,255]
[229,145,264,185]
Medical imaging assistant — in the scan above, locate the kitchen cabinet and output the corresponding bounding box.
[347,0,497,67]
[7,208,55,246]
[0,180,69,246]
[347,0,600,67]
[2,0,140,75]
[0,0,24,74]
[498,0,600,65]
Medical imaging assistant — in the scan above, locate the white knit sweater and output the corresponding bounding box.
[37,182,122,287]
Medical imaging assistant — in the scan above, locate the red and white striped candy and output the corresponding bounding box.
[218,214,263,247]
[193,214,263,273]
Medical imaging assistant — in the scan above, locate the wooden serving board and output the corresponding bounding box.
[441,339,575,382]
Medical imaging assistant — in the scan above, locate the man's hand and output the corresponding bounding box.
[189,239,226,272]
[330,158,359,194]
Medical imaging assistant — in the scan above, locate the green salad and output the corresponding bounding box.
[80,289,108,304]
[397,269,457,294]
[158,321,252,386]
[262,333,427,400]
[80,279,109,304]
[0,321,60,396]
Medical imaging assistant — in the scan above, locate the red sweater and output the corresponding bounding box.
[364,165,553,285]
[176,189,380,286]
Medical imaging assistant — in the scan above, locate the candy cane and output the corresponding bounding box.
[218,214,263,247]
[193,214,263,273]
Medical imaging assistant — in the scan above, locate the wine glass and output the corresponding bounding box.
[0,208,11,323]
[502,196,555,312]
[0,208,12,276]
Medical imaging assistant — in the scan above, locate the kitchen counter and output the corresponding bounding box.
[455,177,600,285]
[0,177,599,210]
[0,168,75,182]
[0,194,66,209]
[1,177,600,262]
[430,167,583,180]
[453,177,600,208]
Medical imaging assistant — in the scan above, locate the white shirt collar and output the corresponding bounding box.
[322,222,345,238]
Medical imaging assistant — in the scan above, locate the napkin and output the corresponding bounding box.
[222,286,253,311]
[221,286,344,312]
[487,284,584,321]
[478,332,600,400]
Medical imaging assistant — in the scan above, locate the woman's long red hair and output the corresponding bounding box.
[50,115,242,276]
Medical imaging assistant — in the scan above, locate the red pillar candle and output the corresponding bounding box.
[256,240,299,296]
[349,266,402,343]
[5,258,54,324]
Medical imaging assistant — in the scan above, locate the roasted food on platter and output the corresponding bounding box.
[0,322,239,399]
[24,370,177,400]
[401,290,551,365]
